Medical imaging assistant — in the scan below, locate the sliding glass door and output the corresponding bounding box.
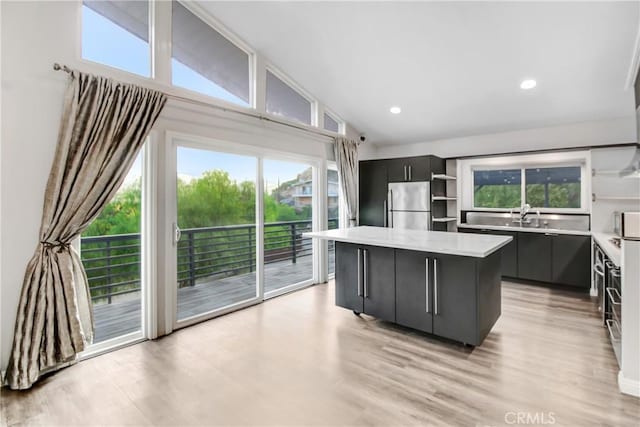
[175,145,259,321]
[263,159,315,296]
[171,136,325,328]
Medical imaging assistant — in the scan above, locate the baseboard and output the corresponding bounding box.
[618,371,640,397]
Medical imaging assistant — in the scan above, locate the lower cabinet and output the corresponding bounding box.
[431,253,484,345]
[517,232,552,283]
[458,227,517,277]
[458,227,591,289]
[335,242,395,322]
[551,234,591,288]
[395,249,433,333]
[337,242,503,346]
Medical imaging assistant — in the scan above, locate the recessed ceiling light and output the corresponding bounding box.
[520,79,537,90]
[390,106,402,114]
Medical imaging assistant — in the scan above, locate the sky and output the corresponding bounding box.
[82,6,308,188]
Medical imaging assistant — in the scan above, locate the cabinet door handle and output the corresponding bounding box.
[357,248,363,297]
[433,258,439,315]
[404,165,407,181]
[383,200,388,227]
[425,257,430,313]
[363,249,369,298]
[408,165,412,181]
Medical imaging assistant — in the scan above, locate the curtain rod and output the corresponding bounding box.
[52,62,339,143]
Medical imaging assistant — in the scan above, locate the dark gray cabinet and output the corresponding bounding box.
[387,156,431,182]
[395,249,433,333]
[359,155,446,229]
[431,253,480,344]
[458,227,518,278]
[335,242,395,322]
[358,160,388,226]
[518,232,552,283]
[551,234,591,288]
[335,241,363,313]
[362,245,396,322]
[493,230,518,278]
[362,246,503,346]
[458,227,590,289]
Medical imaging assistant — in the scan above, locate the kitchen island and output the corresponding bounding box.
[304,226,512,346]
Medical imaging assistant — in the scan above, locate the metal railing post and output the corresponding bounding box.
[248,226,254,272]
[188,231,195,286]
[291,223,297,264]
[106,240,112,304]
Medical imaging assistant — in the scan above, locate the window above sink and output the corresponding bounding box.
[461,151,590,213]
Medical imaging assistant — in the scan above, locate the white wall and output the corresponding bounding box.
[0,1,348,372]
[362,116,637,160]
[591,145,640,233]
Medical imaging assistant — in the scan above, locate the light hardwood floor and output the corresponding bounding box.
[2,280,638,426]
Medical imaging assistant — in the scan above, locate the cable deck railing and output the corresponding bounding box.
[81,219,338,304]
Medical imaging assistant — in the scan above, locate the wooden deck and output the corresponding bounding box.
[93,254,334,342]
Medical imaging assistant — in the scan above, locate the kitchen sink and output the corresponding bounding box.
[465,211,590,232]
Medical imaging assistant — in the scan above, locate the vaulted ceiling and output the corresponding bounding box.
[199,1,639,145]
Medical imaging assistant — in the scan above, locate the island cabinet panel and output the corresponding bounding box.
[335,242,395,322]
[362,245,396,322]
[358,160,388,226]
[395,249,433,333]
[335,242,363,313]
[431,253,478,345]
[551,234,591,288]
[333,239,504,346]
[394,249,502,346]
[517,232,552,282]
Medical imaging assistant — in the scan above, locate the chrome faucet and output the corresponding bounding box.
[512,204,532,226]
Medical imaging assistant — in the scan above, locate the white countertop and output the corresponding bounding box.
[457,223,592,236]
[303,226,512,258]
[592,232,621,267]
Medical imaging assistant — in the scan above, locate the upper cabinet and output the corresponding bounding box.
[387,156,432,182]
[359,160,388,227]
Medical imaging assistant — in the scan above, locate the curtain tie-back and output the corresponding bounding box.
[40,241,70,249]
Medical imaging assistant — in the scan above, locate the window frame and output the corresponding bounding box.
[323,109,345,135]
[265,63,318,127]
[169,0,257,109]
[77,0,347,134]
[80,0,153,78]
[470,161,589,213]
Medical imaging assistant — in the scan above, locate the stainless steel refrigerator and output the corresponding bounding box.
[387,182,432,230]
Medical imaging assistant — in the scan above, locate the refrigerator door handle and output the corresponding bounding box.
[408,165,412,181]
[383,200,388,227]
[404,165,407,181]
[389,190,393,228]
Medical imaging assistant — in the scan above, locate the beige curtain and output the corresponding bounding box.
[334,137,359,227]
[4,70,166,389]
